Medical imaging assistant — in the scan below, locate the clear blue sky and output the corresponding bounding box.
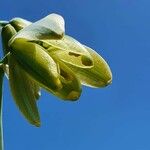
[1,0,150,150]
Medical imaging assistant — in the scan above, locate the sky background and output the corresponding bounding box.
[0,0,150,150]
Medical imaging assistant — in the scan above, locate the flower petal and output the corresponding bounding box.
[51,62,82,101]
[64,46,112,88]
[1,23,41,100]
[32,83,41,100]
[10,38,62,91]
[10,17,32,31]
[9,13,65,44]
[42,35,93,68]
[9,54,40,126]
[1,24,17,55]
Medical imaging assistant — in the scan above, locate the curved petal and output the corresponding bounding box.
[9,13,65,45]
[9,54,40,126]
[10,38,62,91]
[1,24,17,55]
[1,23,41,98]
[42,35,93,68]
[10,17,32,31]
[32,83,41,100]
[51,62,82,101]
[64,46,112,88]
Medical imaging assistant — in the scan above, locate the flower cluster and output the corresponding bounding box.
[0,14,112,126]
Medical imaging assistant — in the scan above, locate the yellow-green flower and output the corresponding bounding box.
[1,13,112,127]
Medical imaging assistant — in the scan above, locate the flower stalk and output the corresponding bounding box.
[0,65,4,150]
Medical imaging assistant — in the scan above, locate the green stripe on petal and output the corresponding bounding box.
[41,35,93,68]
[10,38,62,91]
[9,54,40,127]
[64,46,112,88]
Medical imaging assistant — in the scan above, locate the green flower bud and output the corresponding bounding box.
[0,13,113,129]
[10,38,81,101]
[7,13,112,102]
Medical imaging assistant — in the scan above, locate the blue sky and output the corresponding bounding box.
[1,0,150,150]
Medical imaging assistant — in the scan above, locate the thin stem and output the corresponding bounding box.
[0,52,10,64]
[0,68,4,150]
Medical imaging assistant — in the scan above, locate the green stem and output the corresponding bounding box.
[0,68,4,150]
[0,52,10,64]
